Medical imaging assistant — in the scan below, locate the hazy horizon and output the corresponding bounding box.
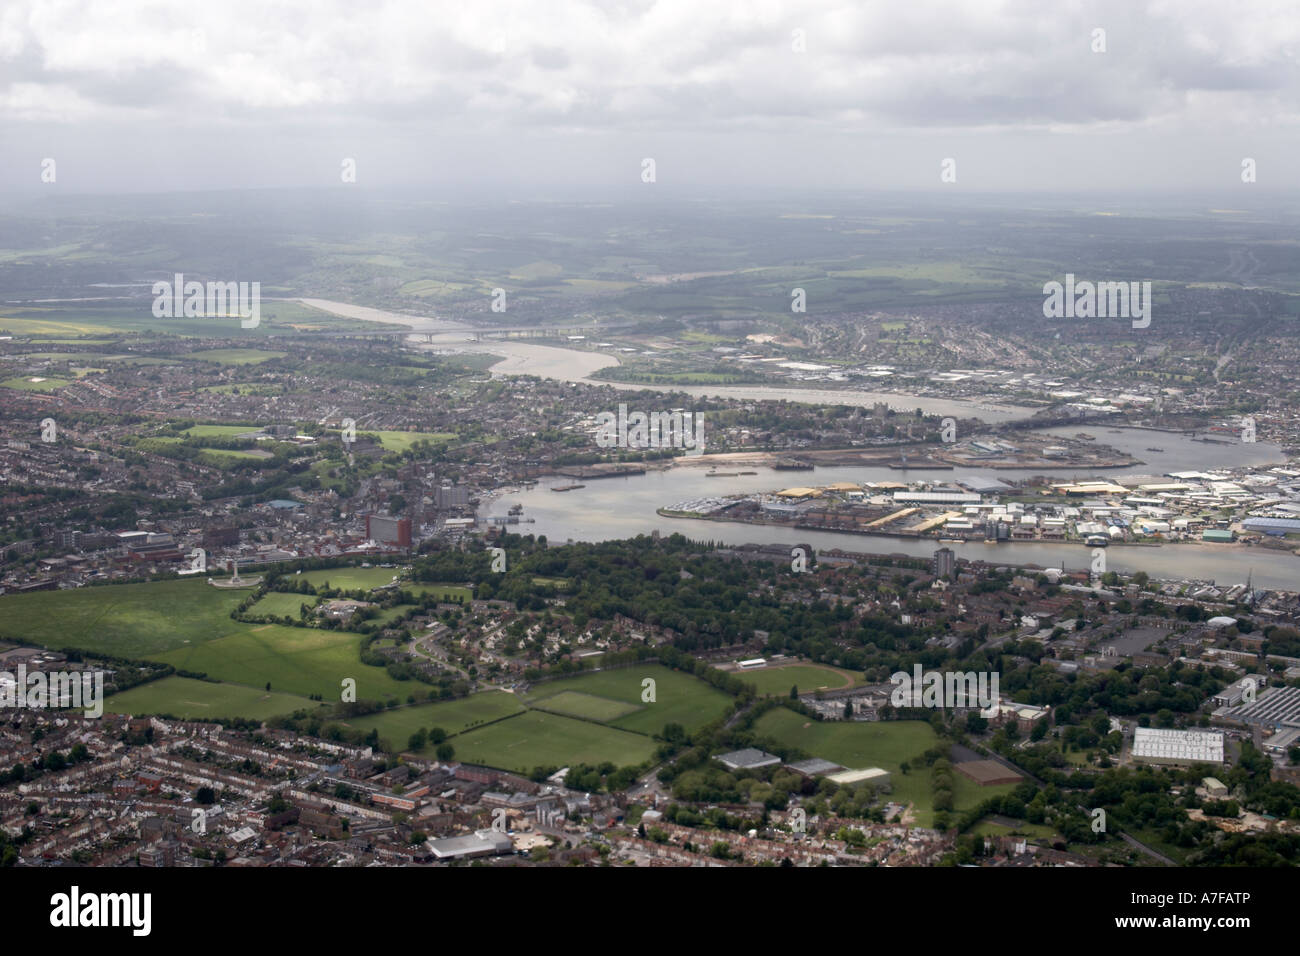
[3,0,1299,197]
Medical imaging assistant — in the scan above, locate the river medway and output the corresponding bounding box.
[298,299,1300,589]
[296,298,1032,421]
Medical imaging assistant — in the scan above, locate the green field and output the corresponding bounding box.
[0,577,423,711]
[295,567,406,591]
[248,591,317,619]
[185,349,288,365]
[970,818,1059,842]
[740,663,856,697]
[407,583,473,602]
[524,664,733,735]
[1,375,70,391]
[373,604,417,627]
[530,576,570,589]
[0,578,246,657]
[154,624,413,702]
[752,709,1015,827]
[532,690,641,722]
[290,567,469,604]
[452,710,658,772]
[0,300,376,339]
[180,424,264,438]
[4,352,87,361]
[367,430,457,454]
[107,676,317,720]
[345,691,526,751]
[199,448,272,464]
[198,383,283,395]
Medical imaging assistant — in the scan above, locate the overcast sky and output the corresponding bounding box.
[2,0,1299,196]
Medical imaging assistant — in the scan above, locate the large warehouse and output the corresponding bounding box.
[1131,727,1225,766]
[1215,685,1300,732]
[427,829,514,860]
[1242,517,1300,537]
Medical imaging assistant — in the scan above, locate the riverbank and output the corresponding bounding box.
[295,297,1037,422]
[654,506,1298,559]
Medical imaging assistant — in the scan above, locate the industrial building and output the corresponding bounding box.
[1214,685,1300,731]
[784,758,843,778]
[1211,677,1266,709]
[1242,517,1300,536]
[892,491,981,505]
[1131,727,1225,766]
[714,748,782,771]
[1261,726,1300,756]
[426,829,514,860]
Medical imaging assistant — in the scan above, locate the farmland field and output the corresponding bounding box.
[0,301,382,339]
[345,691,526,751]
[452,710,658,772]
[106,676,317,720]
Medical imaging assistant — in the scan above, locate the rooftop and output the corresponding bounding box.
[714,748,782,770]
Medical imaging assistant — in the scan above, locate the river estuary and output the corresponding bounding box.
[301,298,1300,590]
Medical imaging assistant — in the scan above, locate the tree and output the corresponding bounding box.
[843,700,854,719]
[195,787,216,805]
[436,742,455,762]
[790,685,799,699]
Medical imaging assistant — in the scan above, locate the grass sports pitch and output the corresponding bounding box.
[739,662,857,697]
[106,676,318,721]
[344,690,526,753]
[452,710,658,773]
[524,664,733,735]
[532,690,641,722]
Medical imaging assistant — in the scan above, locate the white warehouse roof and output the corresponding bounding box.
[1132,727,1224,763]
